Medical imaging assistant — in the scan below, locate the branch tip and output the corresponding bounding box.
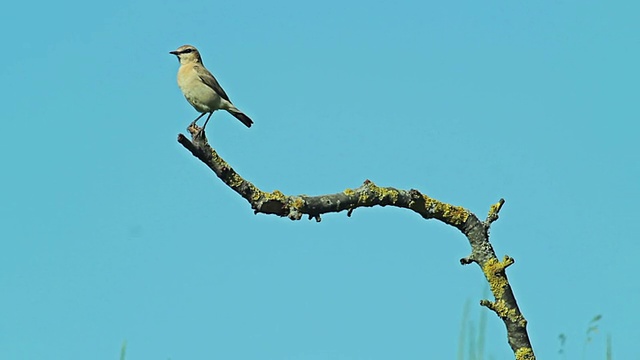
[502,255,515,268]
[485,198,506,225]
[460,256,475,265]
[480,299,494,310]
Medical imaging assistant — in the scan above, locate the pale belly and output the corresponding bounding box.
[179,82,224,113]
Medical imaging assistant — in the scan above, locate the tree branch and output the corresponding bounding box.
[177,125,536,359]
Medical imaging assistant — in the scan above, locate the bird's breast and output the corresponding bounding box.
[177,66,223,113]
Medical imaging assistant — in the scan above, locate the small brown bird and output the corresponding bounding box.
[170,45,253,130]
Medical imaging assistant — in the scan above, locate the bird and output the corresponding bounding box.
[170,44,253,131]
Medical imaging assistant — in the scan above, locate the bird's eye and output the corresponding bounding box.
[182,49,193,53]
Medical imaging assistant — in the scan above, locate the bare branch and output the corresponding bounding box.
[177,125,536,359]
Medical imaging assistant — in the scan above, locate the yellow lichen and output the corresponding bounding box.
[291,197,305,209]
[486,299,527,326]
[423,195,469,225]
[343,188,355,196]
[488,199,504,217]
[491,299,510,318]
[483,258,508,298]
[442,204,469,225]
[251,188,265,201]
[266,190,286,201]
[227,174,244,188]
[515,347,535,360]
[357,192,367,204]
[381,188,399,203]
[364,182,400,203]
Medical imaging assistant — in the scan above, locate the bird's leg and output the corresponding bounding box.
[201,112,214,132]
[190,113,207,127]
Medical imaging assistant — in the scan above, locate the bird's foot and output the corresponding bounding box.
[193,126,208,142]
[188,121,201,137]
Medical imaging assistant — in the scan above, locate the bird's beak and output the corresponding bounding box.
[169,50,179,55]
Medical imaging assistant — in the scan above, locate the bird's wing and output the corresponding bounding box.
[194,64,231,102]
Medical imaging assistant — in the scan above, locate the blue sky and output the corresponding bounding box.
[1,0,638,359]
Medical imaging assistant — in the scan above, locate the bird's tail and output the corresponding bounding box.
[227,107,253,128]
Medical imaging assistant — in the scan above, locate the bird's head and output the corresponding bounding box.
[170,45,203,65]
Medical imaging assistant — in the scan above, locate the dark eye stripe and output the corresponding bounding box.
[181,49,193,54]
